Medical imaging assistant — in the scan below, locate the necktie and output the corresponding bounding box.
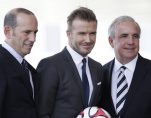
[82,58,90,107]
[22,59,29,75]
[116,66,128,117]
[21,59,33,95]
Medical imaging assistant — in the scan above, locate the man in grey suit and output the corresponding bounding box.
[37,7,103,118]
[0,8,38,118]
[99,16,151,118]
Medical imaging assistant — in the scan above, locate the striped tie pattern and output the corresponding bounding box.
[116,66,128,117]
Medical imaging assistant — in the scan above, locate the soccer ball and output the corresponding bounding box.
[77,106,111,118]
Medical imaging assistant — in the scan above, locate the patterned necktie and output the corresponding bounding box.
[82,58,90,107]
[116,66,128,117]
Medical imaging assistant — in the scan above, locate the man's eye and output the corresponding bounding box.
[133,34,140,39]
[121,34,127,37]
[79,32,85,35]
[90,32,96,35]
[24,31,31,34]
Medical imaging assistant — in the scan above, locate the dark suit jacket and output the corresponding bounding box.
[0,45,38,118]
[37,47,103,118]
[99,54,151,118]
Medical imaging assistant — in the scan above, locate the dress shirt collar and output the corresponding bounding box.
[114,55,138,73]
[66,45,88,65]
[2,41,23,64]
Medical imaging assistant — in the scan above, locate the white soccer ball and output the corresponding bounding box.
[77,106,111,118]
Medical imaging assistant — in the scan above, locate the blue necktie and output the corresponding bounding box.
[82,58,90,107]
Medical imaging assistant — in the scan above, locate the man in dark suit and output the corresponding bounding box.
[37,7,103,118]
[0,8,39,118]
[99,16,151,118]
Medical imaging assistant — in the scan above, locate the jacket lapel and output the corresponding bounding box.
[89,60,97,105]
[108,60,117,115]
[121,55,147,116]
[88,58,101,106]
[62,48,85,106]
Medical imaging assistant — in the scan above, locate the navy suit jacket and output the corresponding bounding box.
[37,47,103,118]
[0,45,39,118]
[99,54,151,118]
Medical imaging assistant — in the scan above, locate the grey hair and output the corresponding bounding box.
[4,8,35,29]
[108,15,141,38]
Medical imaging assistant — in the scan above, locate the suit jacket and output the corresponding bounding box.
[99,54,151,118]
[37,47,103,118]
[0,45,39,118]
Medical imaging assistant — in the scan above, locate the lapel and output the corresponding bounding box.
[62,48,85,105]
[0,45,34,99]
[107,59,117,115]
[88,58,100,105]
[121,55,148,116]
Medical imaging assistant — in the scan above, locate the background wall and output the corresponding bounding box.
[0,0,151,67]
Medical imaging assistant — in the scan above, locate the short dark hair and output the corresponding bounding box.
[4,8,35,29]
[67,7,97,31]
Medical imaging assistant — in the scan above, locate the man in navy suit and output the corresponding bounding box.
[0,8,39,118]
[37,7,103,118]
[99,16,151,118]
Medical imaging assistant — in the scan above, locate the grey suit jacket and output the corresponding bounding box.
[37,47,103,118]
[99,54,151,118]
[0,45,38,118]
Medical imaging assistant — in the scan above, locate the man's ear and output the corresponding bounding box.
[4,26,13,39]
[66,30,73,44]
[109,36,114,48]
[66,30,71,38]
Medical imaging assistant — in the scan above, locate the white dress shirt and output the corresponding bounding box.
[111,55,138,109]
